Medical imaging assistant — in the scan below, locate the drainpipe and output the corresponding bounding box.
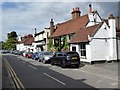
[116,37,119,62]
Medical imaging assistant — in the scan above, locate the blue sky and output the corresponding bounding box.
[1,1,119,41]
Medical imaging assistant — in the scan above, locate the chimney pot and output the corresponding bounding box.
[89,4,92,13]
[73,8,74,11]
[51,18,53,22]
[50,18,54,36]
[89,4,91,7]
[108,14,115,19]
[71,7,81,19]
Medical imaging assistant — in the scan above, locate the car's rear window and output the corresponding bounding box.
[66,52,79,56]
[28,52,33,54]
[44,52,53,55]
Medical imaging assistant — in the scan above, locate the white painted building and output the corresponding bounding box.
[69,13,120,63]
[16,34,34,52]
[50,4,120,63]
[34,28,50,52]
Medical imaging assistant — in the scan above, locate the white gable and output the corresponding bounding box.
[93,22,109,38]
[86,12,102,27]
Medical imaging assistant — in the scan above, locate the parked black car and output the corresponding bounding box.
[50,51,80,68]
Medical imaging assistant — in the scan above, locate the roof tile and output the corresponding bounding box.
[69,24,100,43]
[52,14,89,37]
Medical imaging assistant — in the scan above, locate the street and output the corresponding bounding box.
[2,54,119,89]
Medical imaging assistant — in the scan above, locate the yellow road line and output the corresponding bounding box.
[3,57,25,90]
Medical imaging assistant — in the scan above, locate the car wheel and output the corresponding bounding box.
[51,61,54,65]
[75,64,80,68]
[61,61,66,68]
[39,59,41,62]
[42,59,46,64]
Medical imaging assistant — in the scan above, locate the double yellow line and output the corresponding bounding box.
[3,57,25,90]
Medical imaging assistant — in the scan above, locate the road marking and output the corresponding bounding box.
[21,61,25,64]
[28,65,37,69]
[80,70,119,81]
[111,83,118,85]
[43,72,66,86]
[3,57,25,90]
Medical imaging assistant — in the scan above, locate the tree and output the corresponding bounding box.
[61,36,69,51]
[47,37,53,51]
[0,41,5,50]
[8,31,17,39]
[4,38,16,50]
[4,31,18,50]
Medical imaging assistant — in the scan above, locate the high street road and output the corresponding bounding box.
[2,54,119,89]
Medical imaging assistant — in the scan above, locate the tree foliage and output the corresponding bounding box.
[0,41,5,50]
[61,36,69,51]
[4,31,18,50]
[8,31,17,39]
[4,38,16,50]
[47,36,69,52]
[47,37,53,51]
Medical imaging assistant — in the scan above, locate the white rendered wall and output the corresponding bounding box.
[70,44,79,53]
[117,39,120,60]
[108,19,117,60]
[90,22,117,61]
[70,43,92,62]
[90,39,109,61]
[16,44,25,51]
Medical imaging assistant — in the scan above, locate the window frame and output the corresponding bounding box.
[79,44,86,58]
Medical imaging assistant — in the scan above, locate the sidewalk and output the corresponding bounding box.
[80,63,118,81]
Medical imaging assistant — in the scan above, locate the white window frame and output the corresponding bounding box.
[80,44,86,58]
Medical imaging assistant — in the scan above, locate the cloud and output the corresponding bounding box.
[1,2,118,41]
[2,0,120,2]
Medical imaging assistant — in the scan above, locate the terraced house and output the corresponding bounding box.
[50,4,120,63]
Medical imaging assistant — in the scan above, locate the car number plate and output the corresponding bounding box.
[72,57,77,59]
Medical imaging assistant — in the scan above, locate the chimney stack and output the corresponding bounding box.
[34,28,37,34]
[108,14,115,19]
[71,7,81,19]
[108,14,116,38]
[89,4,92,13]
[50,18,54,36]
[115,16,119,30]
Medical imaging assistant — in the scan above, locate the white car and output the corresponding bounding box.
[39,51,53,64]
[22,52,28,57]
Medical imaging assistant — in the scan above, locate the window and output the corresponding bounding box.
[72,46,76,51]
[47,32,49,38]
[80,44,86,57]
[56,53,63,56]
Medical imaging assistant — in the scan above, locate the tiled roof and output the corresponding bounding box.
[52,14,89,37]
[24,37,34,45]
[20,34,34,45]
[69,24,101,43]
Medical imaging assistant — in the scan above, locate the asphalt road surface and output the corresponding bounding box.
[2,54,97,89]
[2,54,119,89]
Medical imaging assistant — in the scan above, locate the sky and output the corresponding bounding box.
[1,1,119,41]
